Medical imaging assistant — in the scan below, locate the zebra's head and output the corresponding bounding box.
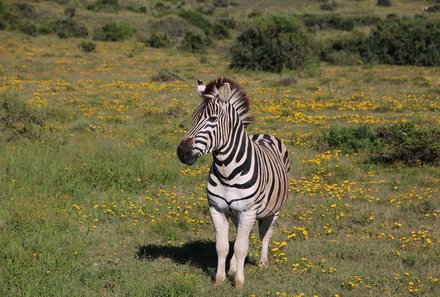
[177,77,252,165]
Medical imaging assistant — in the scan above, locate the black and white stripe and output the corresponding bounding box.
[177,77,290,288]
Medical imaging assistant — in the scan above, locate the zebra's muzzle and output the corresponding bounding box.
[177,138,199,165]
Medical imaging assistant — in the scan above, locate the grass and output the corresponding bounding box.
[1,3,440,296]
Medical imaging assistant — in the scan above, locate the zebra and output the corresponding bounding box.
[177,77,290,288]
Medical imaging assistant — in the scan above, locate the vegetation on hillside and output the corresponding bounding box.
[1,0,439,69]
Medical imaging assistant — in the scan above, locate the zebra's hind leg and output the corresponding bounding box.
[227,216,238,277]
[258,213,278,267]
[209,207,229,287]
[234,210,257,288]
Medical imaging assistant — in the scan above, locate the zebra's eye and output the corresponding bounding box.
[207,116,217,122]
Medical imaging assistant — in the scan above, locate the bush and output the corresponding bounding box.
[146,33,172,48]
[87,0,120,13]
[302,14,354,31]
[55,19,89,39]
[317,125,378,153]
[213,0,229,7]
[9,2,35,18]
[64,7,76,19]
[371,123,440,166]
[230,15,317,72]
[151,69,181,82]
[79,40,96,52]
[177,9,213,35]
[363,17,440,66]
[325,50,361,65]
[1,3,38,36]
[93,22,136,41]
[180,31,209,52]
[317,123,440,166]
[151,15,188,38]
[377,0,391,7]
[321,1,337,11]
[325,16,440,66]
[0,94,44,141]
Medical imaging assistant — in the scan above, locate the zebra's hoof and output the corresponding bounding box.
[235,278,244,289]
[214,276,225,287]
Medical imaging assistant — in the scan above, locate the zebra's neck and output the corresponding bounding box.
[212,121,252,181]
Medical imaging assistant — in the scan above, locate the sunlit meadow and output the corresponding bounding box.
[1,26,439,297]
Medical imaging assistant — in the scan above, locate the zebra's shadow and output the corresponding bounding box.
[136,240,255,279]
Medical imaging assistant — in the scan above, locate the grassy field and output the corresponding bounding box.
[1,1,440,296]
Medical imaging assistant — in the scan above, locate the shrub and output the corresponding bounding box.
[302,14,354,31]
[325,16,440,66]
[325,50,361,65]
[317,125,378,153]
[9,2,35,18]
[1,3,38,36]
[151,15,188,38]
[0,94,44,141]
[230,15,317,72]
[177,9,213,35]
[87,0,120,13]
[64,7,76,19]
[16,20,37,36]
[426,5,440,12]
[377,0,391,7]
[146,33,172,48]
[180,31,208,52]
[371,123,440,166]
[151,69,181,82]
[79,40,96,52]
[321,1,337,11]
[55,19,89,38]
[363,17,440,66]
[213,0,229,7]
[93,22,136,41]
[212,22,229,38]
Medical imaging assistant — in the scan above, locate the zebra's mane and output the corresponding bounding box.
[202,77,253,127]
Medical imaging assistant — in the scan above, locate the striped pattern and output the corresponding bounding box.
[177,77,290,288]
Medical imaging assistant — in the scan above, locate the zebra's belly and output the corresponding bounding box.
[207,183,258,214]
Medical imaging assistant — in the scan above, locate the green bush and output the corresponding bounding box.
[55,19,89,39]
[1,3,38,36]
[87,0,120,13]
[93,22,136,41]
[151,69,181,82]
[151,15,188,38]
[79,40,96,53]
[371,123,440,166]
[0,94,44,141]
[363,17,440,66]
[177,9,213,35]
[230,15,317,72]
[64,7,76,19]
[146,33,172,48]
[180,31,209,52]
[317,125,378,153]
[302,14,354,31]
[321,1,337,11]
[325,16,440,66]
[317,123,440,166]
[377,0,391,7]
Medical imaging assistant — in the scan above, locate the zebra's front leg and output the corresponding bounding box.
[258,214,278,267]
[227,216,238,277]
[234,210,257,288]
[209,207,229,287]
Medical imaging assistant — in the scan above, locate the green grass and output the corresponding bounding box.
[0,1,440,295]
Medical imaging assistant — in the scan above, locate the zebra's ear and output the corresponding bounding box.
[218,82,231,102]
